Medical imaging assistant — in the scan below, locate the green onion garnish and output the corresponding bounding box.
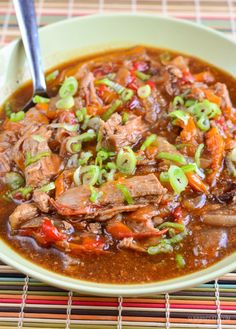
[195,143,204,168]
[7,186,33,200]
[168,165,188,194]
[160,52,171,63]
[159,172,169,183]
[50,123,79,132]
[148,241,173,255]
[135,70,151,81]
[121,89,134,102]
[66,130,96,154]
[102,99,122,121]
[33,95,50,104]
[169,110,189,125]
[176,254,186,268]
[59,76,78,98]
[25,151,51,166]
[137,85,151,99]
[181,163,198,173]
[89,186,102,203]
[76,107,87,122]
[39,182,55,193]
[197,115,210,131]
[116,146,137,175]
[193,100,221,119]
[122,112,129,124]
[78,151,93,166]
[95,149,115,168]
[159,222,185,232]
[140,134,157,151]
[56,96,75,110]
[46,70,59,82]
[4,102,13,118]
[173,96,184,108]
[5,172,24,190]
[157,152,186,165]
[10,111,25,122]
[96,78,125,94]
[116,184,133,205]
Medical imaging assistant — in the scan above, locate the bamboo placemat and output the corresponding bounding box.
[0,1,236,328]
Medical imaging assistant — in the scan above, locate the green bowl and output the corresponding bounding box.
[0,14,236,296]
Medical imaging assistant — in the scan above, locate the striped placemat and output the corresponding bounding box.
[0,1,236,328]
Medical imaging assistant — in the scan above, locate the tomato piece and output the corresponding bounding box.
[41,218,64,243]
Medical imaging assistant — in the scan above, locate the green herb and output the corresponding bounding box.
[59,76,78,98]
[157,152,186,165]
[33,95,50,104]
[116,184,133,204]
[116,146,137,175]
[101,99,122,121]
[25,151,51,166]
[10,111,25,122]
[140,134,157,151]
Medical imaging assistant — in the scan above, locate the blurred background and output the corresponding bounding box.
[0,0,235,47]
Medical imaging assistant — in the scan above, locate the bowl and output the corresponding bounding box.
[0,14,236,296]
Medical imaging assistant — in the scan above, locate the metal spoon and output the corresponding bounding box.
[13,0,48,111]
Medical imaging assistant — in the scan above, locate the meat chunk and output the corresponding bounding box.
[79,71,102,105]
[51,174,166,218]
[9,203,38,230]
[33,190,50,213]
[0,131,17,176]
[193,228,227,258]
[201,201,236,227]
[100,113,148,151]
[118,237,146,252]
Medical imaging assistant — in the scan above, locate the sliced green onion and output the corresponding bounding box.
[7,186,33,200]
[25,151,51,166]
[173,96,184,108]
[229,147,236,162]
[159,52,171,63]
[169,110,189,125]
[76,107,87,122]
[140,134,157,151]
[39,182,55,193]
[59,76,78,98]
[122,112,129,124]
[46,70,59,82]
[166,230,187,244]
[32,135,46,142]
[121,89,134,102]
[116,146,137,175]
[135,70,151,81]
[89,186,102,203]
[160,172,169,183]
[148,241,173,255]
[4,102,13,118]
[56,96,75,110]
[104,168,116,182]
[33,95,50,104]
[181,163,198,173]
[197,115,210,131]
[195,143,204,168]
[66,129,96,154]
[176,254,186,268]
[185,99,196,107]
[159,222,185,232]
[102,99,122,121]
[74,165,100,186]
[50,123,79,132]
[95,149,115,168]
[157,152,186,165]
[116,184,133,205]
[10,111,25,122]
[168,165,188,195]
[87,117,101,131]
[96,78,125,94]
[5,172,24,190]
[78,151,93,166]
[137,85,151,99]
[193,100,221,119]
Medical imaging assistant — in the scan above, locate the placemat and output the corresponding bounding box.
[0,1,236,328]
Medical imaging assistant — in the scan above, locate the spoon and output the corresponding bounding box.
[13,0,48,111]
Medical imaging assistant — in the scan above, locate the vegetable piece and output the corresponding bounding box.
[173,96,184,108]
[195,143,204,168]
[73,165,100,186]
[32,135,46,142]
[186,172,208,193]
[95,149,115,167]
[116,184,133,205]
[46,70,59,82]
[56,96,75,110]
[160,52,171,63]
[50,123,79,132]
[96,78,125,94]
[116,146,137,175]
[5,172,24,190]
[122,112,129,124]
[169,110,189,125]
[176,254,186,268]
[4,102,13,118]
[148,241,173,255]
[181,163,198,173]
[59,76,78,98]
[39,182,55,193]
[193,99,221,119]
[197,115,210,132]
[76,107,87,122]
[89,186,102,203]
[135,70,151,81]
[168,165,188,195]
[7,186,33,201]
[41,219,64,243]
[33,95,50,104]
[25,151,51,166]
[10,111,25,122]
[159,222,185,232]
[140,134,157,151]
[66,130,96,154]
[101,99,122,121]
[159,172,169,183]
[78,151,93,166]
[121,89,134,102]
[137,85,151,99]
[157,152,186,165]
[205,127,225,184]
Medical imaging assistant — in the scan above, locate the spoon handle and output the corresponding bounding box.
[13,0,46,94]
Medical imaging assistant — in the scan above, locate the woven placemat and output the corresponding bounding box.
[0,1,236,328]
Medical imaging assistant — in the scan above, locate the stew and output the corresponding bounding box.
[0,46,236,283]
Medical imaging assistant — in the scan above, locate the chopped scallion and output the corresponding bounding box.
[59,76,78,98]
[195,143,204,168]
[116,147,137,175]
[39,182,55,193]
[137,84,151,99]
[116,184,133,205]
[157,152,186,165]
[140,134,157,151]
[102,99,122,121]
[169,110,189,125]
[56,96,75,110]
[46,70,59,82]
[10,111,25,122]
[168,165,188,194]
[135,70,151,81]
[176,254,186,268]
[33,95,50,104]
